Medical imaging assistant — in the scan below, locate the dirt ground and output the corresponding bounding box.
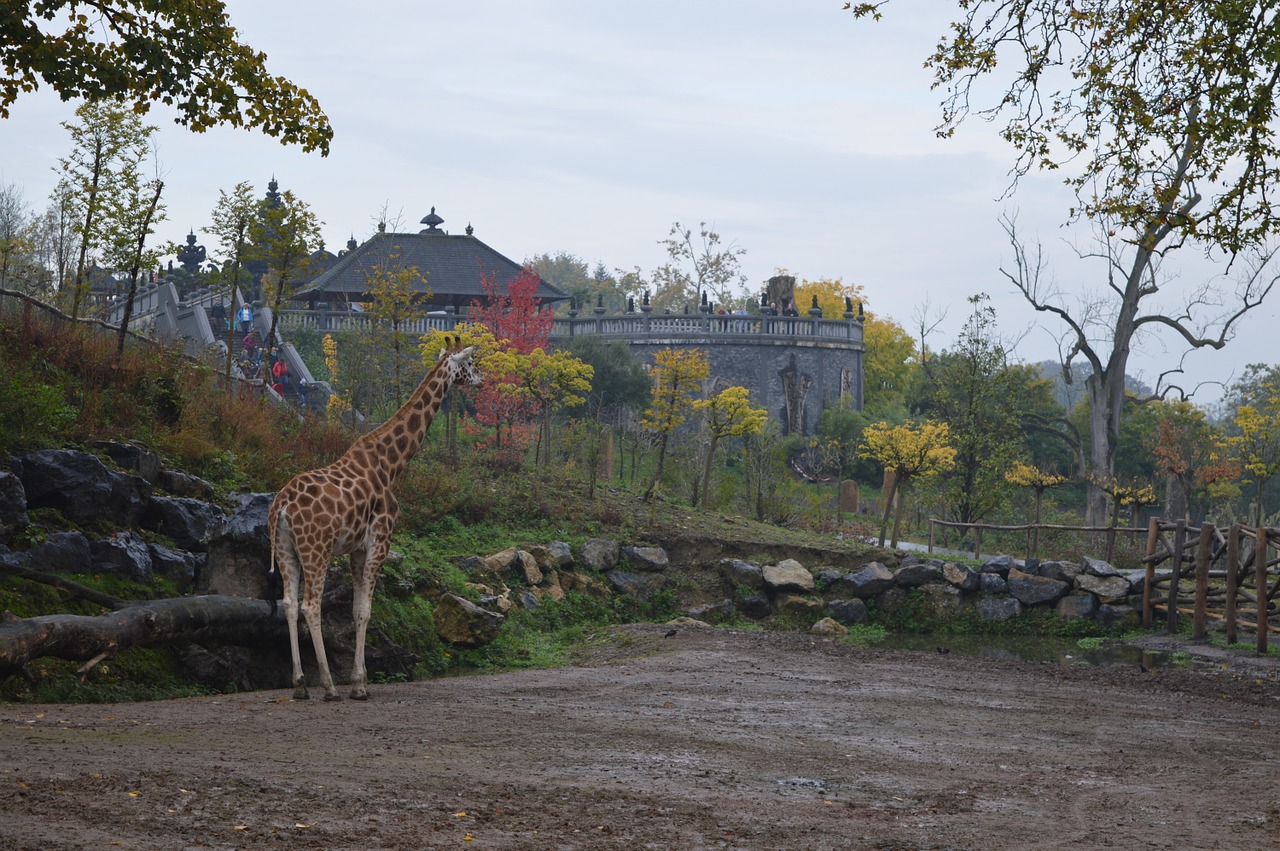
[1,625,1278,851]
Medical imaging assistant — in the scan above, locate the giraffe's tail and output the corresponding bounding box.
[265,504,285,617]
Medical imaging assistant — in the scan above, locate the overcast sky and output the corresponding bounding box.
[2,0,1275,402]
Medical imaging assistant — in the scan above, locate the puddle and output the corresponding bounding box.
[875,633,1195,670]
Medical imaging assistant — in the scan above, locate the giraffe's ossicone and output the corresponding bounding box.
[268,337,481,700]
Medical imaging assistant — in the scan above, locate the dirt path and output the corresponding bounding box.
[2,625,1278,850]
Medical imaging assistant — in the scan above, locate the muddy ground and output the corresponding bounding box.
[1,625,1278,851]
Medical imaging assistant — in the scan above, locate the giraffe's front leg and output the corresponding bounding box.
[349,547,374,700]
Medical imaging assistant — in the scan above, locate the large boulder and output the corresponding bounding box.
[581,538,621,572]
[1083,556,1124,578]
[1057,593,1098,621]
[1075,573,1131,602]
[827,598,868,625]
[736,590,772,619]
[762,559,815,593]
[143,496,226,552]
[92,440,161,483]
[0,471,29,544]
[433,593,505,648]
[25,531,92,574]
[942,562,980,592]
[894,562,940,587]
[158,469,216,501]
[148,543,201,592]
[605,569,665,599]
[1035,561,1082,584]
[623,545,669,572]
[980,554,1015,577]
[919,583,962,616]
[976,597,1022,622]
[199,493,272,598]
[1007,568,1070,606]
[979,572,1008,595]
[12,449,151,527]
[90,531,153,582]
[720,558,764,589]
[839,562,895,598]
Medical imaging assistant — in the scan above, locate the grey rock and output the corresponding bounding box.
[810,617,848,637]
[980,554,1014,577]
[720,558,764,589]
[736,590,773,619]
[158,469,215,500]
[762,559,815,593]
[894,562,940,587]
[841,562,895,598]
[1007,568,1070,606]
[90,531,153,582]
[25,531,91,574]
[1036,561,1082,583]
[976,597,1022,621]
[1075,573,1131,602]
[827,598,868,625]
[623,545,669,572]
[942,562,980,592]
[433,593,505,647]
[979,572,1008,595]
[12,449,151,527]
[774,593,822,615]
[1056,592,1098,621]
[0,471,29,544]
[581,537,621,571]
[1083,556,1123,577]
[143,496,226,551]
[605,569,665,598]
[199,493,273,598]
[547,540,574,567]
[92,440,161,483]
[148,543,201,592]
[815,566,844,589]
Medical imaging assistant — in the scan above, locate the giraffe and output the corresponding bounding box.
[268,337,482,700]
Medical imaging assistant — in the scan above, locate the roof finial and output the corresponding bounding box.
[420,206,444,234]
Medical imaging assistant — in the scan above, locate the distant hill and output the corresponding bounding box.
[1032,360,1152,412]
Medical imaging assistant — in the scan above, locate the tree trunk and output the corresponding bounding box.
[697,434,721,509]
[0,595,286,679]
[877,475,901,547]
[115,181,164,359]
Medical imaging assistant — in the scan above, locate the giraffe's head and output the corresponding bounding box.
[440,340,483,387]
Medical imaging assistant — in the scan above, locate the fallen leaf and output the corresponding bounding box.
[454,811,467,818]
[295,823,310,829]
[128,791,140,798]
[233,825,247,831]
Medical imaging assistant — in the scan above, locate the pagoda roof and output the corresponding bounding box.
[293,227,565,306]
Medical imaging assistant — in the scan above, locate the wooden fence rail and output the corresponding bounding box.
[927,518,1149,562]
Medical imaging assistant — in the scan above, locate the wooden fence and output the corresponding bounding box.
[927,518,1149,563]
[1142,519,1280,653]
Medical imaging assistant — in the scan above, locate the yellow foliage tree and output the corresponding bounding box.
[484,346,594,466]
[794,275,861,319]
[640,348,710,500]
[1223,398,1280,527]
[364,253,428,407]
[322,333,350,423]
[420,323,501,455]
[862,313,917,417]
[1004,461,1068,555]
[692,385,767,507]
[860,419,956,548]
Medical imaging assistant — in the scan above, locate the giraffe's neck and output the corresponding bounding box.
[347,359,453,484]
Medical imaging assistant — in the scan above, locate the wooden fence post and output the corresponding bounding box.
[1226,524,1240,645]
[1193,522,1213,640]
[928,519,934,554]
[1143,517,1159,629]
[1167,519,1186,632]
[1258,527,1269,655]
[974,525,984,560]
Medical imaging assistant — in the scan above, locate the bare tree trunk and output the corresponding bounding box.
[115,180,163,359]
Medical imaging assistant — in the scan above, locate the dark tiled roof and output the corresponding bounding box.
[293,230,566,304]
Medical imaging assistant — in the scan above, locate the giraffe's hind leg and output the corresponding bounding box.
[273,515,309,700]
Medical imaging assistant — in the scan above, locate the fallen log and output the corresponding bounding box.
[0,595,285,679]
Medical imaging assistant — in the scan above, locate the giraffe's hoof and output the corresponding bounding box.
[350,689,370,701]
[292,687,310,701]
[323,692,343,702]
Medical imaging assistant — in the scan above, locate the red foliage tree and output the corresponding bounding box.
[464,267,555,452]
